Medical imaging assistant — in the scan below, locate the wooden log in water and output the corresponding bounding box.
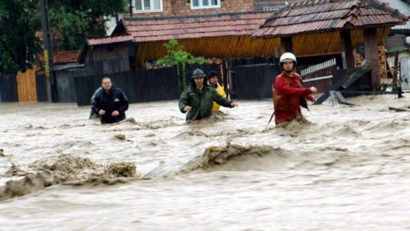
[388,107,408,112]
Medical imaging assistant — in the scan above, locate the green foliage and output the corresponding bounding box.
[0,0,42,74]
[157,39,205,89]
[48,0,127,51]
[49,7,89,50]
[0,0,127,74]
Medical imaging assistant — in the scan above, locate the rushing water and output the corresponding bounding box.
[0,94,410,230]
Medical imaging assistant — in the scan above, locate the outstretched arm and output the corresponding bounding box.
[213,90,235,108]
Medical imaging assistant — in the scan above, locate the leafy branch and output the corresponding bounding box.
[157,39,204,89]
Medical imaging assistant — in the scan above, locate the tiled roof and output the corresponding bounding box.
[378,0,410,31]
[120,11,273,42]
[87,35,135,46]
[253,0,408,37]
[38,50,81,64]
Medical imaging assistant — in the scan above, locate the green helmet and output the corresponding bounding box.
[191,68,206,79]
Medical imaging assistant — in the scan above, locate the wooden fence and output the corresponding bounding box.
[16,69,37,102]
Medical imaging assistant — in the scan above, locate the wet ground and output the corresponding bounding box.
[0,94,410,230]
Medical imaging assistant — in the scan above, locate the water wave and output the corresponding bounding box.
[179,140,285,173]
[0,154,140,201]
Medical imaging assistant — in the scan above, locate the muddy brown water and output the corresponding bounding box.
[0,94,410,230]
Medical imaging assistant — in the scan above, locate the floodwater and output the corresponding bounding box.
[0,94,410,230]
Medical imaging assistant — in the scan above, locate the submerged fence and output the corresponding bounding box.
[0,74,18,102]
[70,63,281,106]
[2,55,343,104]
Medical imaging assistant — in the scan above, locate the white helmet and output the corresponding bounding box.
[279,52,297,65]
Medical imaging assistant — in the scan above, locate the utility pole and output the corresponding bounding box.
[40,0,55,102]
[129,0,133,17]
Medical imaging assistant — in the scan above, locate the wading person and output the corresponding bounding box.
[207,71,227,113]
[179,68,238,123]
[272,52,317,125]
[92,77,129,124]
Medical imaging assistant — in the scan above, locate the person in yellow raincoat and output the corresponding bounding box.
[207,71,227,112]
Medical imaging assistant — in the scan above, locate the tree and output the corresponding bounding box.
[157,39,205,89]
[0,0,127,74]
[0,0,42,74]
[48,0,127,51]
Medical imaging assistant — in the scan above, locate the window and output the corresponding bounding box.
[191,0,220,9]
[135,0,162,12]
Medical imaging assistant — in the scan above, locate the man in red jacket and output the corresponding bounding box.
[272,52,317,125]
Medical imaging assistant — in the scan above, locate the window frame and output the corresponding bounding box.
[191,0,221,10]
[134,0,163,13]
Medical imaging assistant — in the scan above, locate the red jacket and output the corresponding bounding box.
[272,72,314,125]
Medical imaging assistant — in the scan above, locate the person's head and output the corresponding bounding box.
[191,68,206,88]
[101,77,112,91]
[207,71,219,86]
[279,52,297,74]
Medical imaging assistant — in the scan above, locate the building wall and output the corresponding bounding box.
[132,0,254,17]
[93,43,130,62]
[90,43,131,74]
[254,0,305,10]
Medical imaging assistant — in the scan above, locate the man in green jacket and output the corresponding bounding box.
[179,68,238,122]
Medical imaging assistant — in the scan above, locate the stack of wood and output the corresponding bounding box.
[353,45,388,78]
[379,46,388,79]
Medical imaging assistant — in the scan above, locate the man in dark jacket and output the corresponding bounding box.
[92,77,129,124]
[179,68,238,122]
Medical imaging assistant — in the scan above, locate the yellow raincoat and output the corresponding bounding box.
[212,84,227,112]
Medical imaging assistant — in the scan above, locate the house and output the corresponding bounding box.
[106,0,302,33]
[253,0,408,90]
[78,36,135,74]
[75,0,407,105]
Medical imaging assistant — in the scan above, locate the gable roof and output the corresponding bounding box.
[77,35,135,63]
[377,0,410,31]
[114,11,273,42]
[253,0,408,38]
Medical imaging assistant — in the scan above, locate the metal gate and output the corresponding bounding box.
[400,56,410,90]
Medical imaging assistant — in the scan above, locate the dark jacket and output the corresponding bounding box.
[179,84,233,121]
[92,87,129,124]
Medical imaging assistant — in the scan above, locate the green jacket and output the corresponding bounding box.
[179,85,232,121]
